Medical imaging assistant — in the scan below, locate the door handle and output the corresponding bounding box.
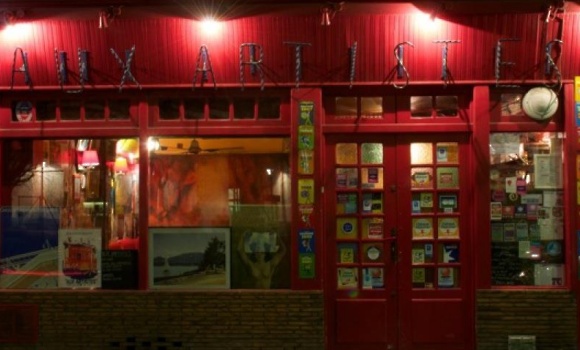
[391,241,398,263]
[390,228,398,263]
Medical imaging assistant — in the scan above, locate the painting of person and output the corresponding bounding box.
[237,231,286,289]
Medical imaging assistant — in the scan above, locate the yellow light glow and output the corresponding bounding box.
[1,23,33,43]
[414,12,441,33]
[199,18,223,36]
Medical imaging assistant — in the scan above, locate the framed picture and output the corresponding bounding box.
[148,227,231,289]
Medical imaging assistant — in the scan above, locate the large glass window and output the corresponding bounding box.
[0,138,139,289]
[490,132,565,286]
[148,137,291,289]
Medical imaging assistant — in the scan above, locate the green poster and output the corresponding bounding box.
[299,253,315,279]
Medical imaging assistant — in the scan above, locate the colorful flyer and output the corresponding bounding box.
[412,249,425,264]
[438,217,459,238]
[515,222,529,240]
[337,217,357,239]
[299,253,315,279]
[436,142,458,163]
[299,100,314,126]
[298,101,314,150]
[337,243,357,263]
[298,179,314,204]
[298,229,314,253]
[58,228,102,289]
[364,217,384,239]
[412,218,433,239]
[439,194,458,212]
[362,243,383,263]
[411,168,433,189]
[298,131,314,150]
[412,268,426,284]
[420,192,433,208]
[362,267,384,289]
[438,267,455,288]
[298,149,314,175]
[491,223,504,242]
[490,202,503,220]
[436,167,459,189]
[503,223,516,241]
[336,167,358,188]
[337,267,358,289]
[442,244,459,263]
[299,204,314,226]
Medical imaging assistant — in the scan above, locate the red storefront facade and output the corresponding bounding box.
[0,1,578,349]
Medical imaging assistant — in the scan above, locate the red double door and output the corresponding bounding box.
[324,134,472,350]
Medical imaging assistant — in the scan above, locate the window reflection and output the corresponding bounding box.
[0,138,139,289]
[148,137,291,289]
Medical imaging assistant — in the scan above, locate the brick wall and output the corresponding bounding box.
[0,290,325,350]
[477,290,577,350]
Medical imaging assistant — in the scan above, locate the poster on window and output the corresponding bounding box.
[149,227,230,289]
[534,154,563,189]
[58,228,102,289]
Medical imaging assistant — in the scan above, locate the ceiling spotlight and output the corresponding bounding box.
[99,6,122,29]
[1,9,24,27]
[320,2,344,26]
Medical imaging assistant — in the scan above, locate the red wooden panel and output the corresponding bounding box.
[411,299,464,344]
[336,299,387,344]
[0,304,39,344]
[1,12,580,89]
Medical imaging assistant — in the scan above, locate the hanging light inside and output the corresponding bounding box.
[114,156,129,174]
[81,150,99,168]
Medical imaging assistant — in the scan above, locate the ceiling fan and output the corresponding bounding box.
[157,138,244,155]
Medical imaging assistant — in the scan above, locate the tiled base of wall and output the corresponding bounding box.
[477,290,577,350]
[0,290,324,350]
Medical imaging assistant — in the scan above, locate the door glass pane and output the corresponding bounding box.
[411,167,433,189]
[411,143,433,164]
[336,143,357,164]
[435,96,458,117]
[362,242,383,262]
[336,168,358,189]
[411,96,432,117]
[362,218,384,239]
[337,267,358,289]
[361,143,382,164]
[412,268,434,288]
[438,217,460,239]
[361,97,383,119]
[439,243,460,263]
[337,243,358,263]
[412,218,434,240]
[436,142,458,163]
[412,242,434,264]
[436,167,459,189]
[337,193,357,214]
[361,167,383,189]
[438,267,460,287]
[412,192,433,214]
[337,218,357,240]
[335,97,357,117]
[362,267,384,289]
[362,192,383,214]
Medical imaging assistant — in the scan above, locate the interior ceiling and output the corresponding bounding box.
[1,0,574,19]
[154,137,289,155]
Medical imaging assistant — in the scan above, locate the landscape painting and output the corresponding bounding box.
[149,227,230,289]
